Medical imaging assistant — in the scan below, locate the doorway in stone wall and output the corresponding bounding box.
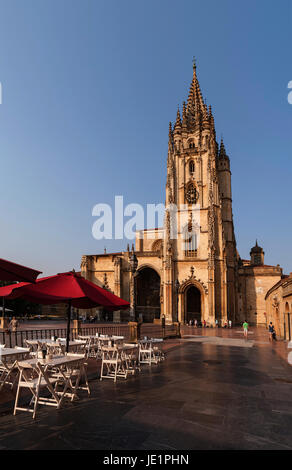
[186,285,201,323]
[136,267,161,322]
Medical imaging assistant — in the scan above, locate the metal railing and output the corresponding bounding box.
[0,322,179,348]
[140,323,177,339]
[0,324,130,348]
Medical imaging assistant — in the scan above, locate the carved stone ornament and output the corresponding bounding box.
[180,266,208,294]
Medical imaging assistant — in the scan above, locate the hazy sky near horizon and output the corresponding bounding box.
[0,0,291,276]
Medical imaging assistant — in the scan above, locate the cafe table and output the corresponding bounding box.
[27,339,86,354]
[14,354,89,419]
[0,347,30,391]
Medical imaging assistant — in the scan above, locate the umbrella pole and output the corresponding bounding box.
[66,300,72,353]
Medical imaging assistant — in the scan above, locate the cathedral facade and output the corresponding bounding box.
[81,62,282,326]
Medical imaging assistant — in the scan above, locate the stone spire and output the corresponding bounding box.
[186,59,207,127]
[209,105,215,134]
[219,137,229,160]
[174,106,182,131]
[182,101,187,129]
[168,121,173,151]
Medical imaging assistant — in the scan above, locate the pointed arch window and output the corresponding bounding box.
[183,222,198,257]
[189,160,195,176]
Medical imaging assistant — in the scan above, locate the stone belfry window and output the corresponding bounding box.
[189,160,195,176]
[183,222,198,257]
[254,254,261,265]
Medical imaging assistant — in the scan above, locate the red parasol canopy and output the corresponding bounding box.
[0,258,42,283]
[0,271,130,310]
[0,271,130,352]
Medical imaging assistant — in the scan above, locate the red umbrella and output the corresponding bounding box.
[0,271,130,351]
[0,258,42,283]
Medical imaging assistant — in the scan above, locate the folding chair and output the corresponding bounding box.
[85,337,100,359]
[150,338,165,363]
[51,353,90,398]
[100,346,127,382]
[25,340,41,357]
[0,347,30,391]
[138,340,160,365]
[121,344,140,375]
[13,361,61,419]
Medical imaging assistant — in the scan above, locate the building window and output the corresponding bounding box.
[183,223,198,257]
[185,182,198,204]
[189,160,195,175]
[254,254,261,265]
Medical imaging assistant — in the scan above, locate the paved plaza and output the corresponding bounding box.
[0,329,292,450]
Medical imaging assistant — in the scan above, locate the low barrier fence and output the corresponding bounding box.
[140,323,177,339]
[0,322,180,348]
[0,324,130,348]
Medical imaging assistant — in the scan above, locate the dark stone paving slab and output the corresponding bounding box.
[1,340,292,450]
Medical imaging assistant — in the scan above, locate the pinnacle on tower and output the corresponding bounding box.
[203,99,209,121]
[174,106,182,133]
[219,137,229,159]
[182,101,187,129]
[186,60,207,127]
[168,121,173,151]
[208,104,216,140]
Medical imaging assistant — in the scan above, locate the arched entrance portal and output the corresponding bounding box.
[186,285,201,323]
[136,267,160,323]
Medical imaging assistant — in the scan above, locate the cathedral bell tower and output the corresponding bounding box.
[163,60,237,325]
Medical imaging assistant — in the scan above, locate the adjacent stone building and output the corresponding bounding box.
[81,62,283,326]
[265,274,292,340]
[237,242,282,326]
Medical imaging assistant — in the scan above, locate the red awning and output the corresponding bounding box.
[0,258,42,283]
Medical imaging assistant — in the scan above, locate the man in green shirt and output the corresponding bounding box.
[243,320,249,338]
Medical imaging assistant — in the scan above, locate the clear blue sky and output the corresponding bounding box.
[0,0,291,276]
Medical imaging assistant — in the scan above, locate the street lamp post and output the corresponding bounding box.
[129,247,138,322]
[175,279,180,322]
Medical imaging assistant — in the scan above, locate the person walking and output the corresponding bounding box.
[268,322,276,342]
[194,319,198,328]
[9,316,18,332]
[243,320,249,339]
[215,319,218,328]
[228,319,232,329]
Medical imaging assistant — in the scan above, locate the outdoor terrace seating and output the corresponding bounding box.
[0,330,166,419]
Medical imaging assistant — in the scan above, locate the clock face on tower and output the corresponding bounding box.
[186,183,198,203]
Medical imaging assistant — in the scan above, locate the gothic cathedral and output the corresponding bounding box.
[81,62,282,325]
